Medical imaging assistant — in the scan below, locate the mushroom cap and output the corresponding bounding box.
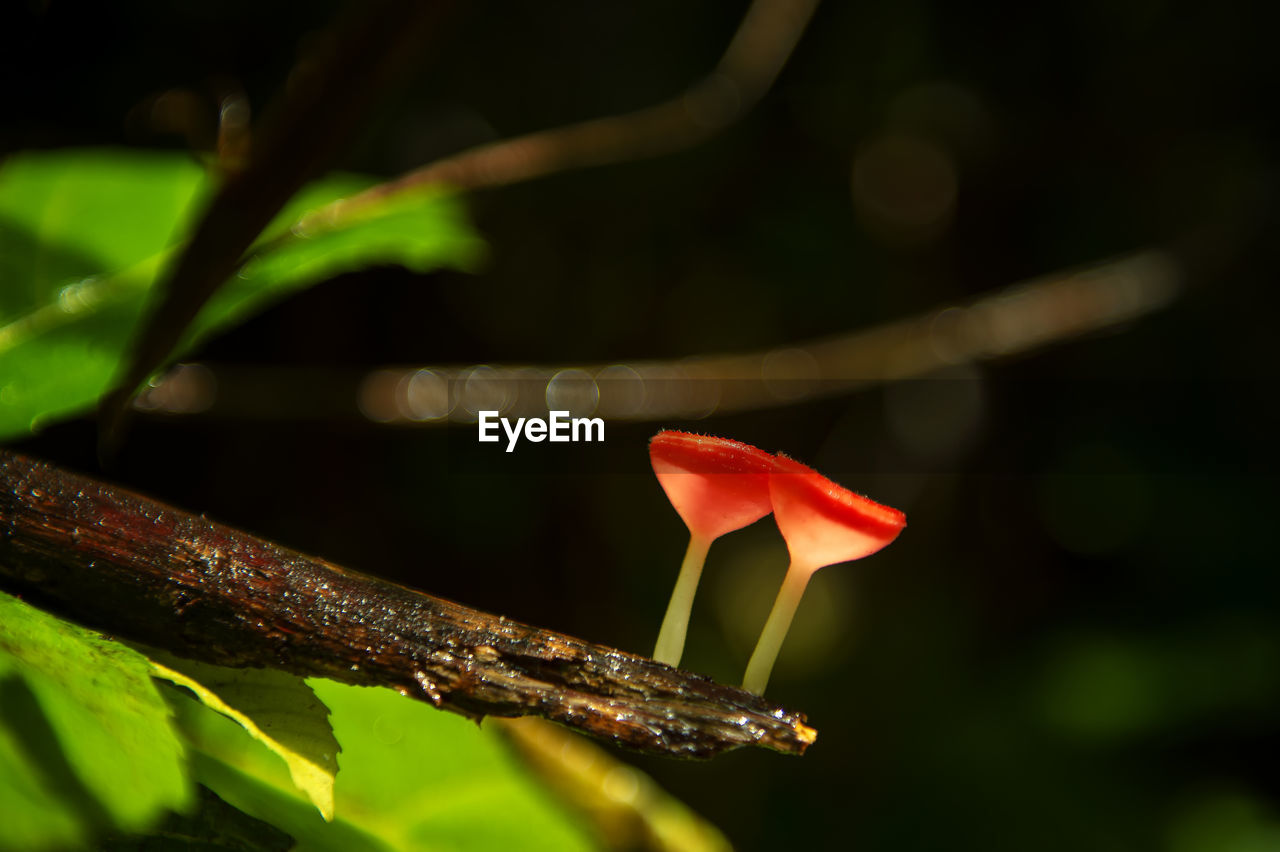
[769,455,906,574]
[649,431,776,540]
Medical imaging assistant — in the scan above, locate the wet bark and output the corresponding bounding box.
[0,450,815,758]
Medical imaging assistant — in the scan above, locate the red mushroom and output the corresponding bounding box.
[742,455,906,694]
[649,430,776,666]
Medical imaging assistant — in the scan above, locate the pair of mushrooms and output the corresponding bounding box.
[649,430,906,694]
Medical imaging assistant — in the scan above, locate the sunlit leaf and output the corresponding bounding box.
[0,148,484,439]
[150,653,340,821]
[169,678,596,851]
[186,751,391,852]
[314,680,594,852]
[0,712,85,852]
[0,149,208,312]
[0,592,192,851]
[497,717,732,852]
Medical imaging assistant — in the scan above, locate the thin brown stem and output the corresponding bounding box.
[295,0,820,233]
[136,250,1180,423]
[0,450,815,759]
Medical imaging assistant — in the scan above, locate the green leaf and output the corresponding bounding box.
[0,715,85,852]
[96,784,296,852]
[188,174,485,350]
[149,653,340,821]
[0,591,192,851]
[0,148,484,439]
[0,149,208,314]
[315,681,593,852]
[186,752,391,852]
[170,679,596,851]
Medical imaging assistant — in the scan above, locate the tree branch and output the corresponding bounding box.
[135,250,1180,423]
[292,0,821,231]
[0,450,815,759]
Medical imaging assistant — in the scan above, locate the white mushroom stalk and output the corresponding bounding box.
[743,456,906,694]
[649,431,776,667]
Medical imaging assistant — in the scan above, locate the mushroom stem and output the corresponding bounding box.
[742,563,814,694]
[653,533,713,666]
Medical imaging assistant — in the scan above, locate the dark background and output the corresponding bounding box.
[4,1,1278,849]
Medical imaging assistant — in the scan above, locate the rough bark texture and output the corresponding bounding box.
[0,450,815,758]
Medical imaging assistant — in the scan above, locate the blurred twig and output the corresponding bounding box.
[290,0,821,234]
[137,251,1181,423]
